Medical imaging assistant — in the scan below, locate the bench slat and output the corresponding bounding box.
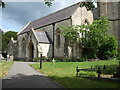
[77,67,97,71]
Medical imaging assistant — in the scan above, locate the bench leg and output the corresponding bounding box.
[76,72,78,76]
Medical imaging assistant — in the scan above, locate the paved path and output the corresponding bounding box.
[2,62,63,88]
[0,80,1,90]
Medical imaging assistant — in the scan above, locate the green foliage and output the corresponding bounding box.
[77,57,86,62]
[0,61,13,79]
[33,57,40,62]
[2,31,17,52]
[60,26,79,45]
[79,0,95,11]
[60,26,80,59]
[0,30,2,52]
[63,57,71,62]
[60,16,118,60]
[97,35,118,60]
[0,0,5,8]
[44,0,54,7]
[79,16,110,59]
[33,56,48,62]
[4,31,17,40]
[55,59,62,62]
[80,16,118,59]
[42,56,48,61]
[44,0,95,10]
[117,52,120,60]
[30,60,120,88]
[1,0,52,8]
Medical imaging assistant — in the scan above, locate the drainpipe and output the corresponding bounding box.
[52,23,55,60]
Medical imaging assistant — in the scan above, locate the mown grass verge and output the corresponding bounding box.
[0,61,13,79]
[30,60,120,88]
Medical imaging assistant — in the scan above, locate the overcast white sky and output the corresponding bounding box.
[1,0,84,32]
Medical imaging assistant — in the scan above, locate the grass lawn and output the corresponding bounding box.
[0,61,13,79]
[30,60,120,88]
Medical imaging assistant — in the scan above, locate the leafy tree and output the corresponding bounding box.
[2,31,17,52]
[79,16,111,59]
[97,35,118,60]
[0,0,53,8]
[0,29,2,52]
[44,0,54,7]
[0,0,96,10]
[61,16,118,60]
[60,26,80,60]
[0,0,5,8]
[60,26,79,44]
[44,0,96,10]
[79,0,95,10]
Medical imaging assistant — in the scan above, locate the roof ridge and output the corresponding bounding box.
[17,21,31,35]
[18,2,81,35]
[31,2,81,23]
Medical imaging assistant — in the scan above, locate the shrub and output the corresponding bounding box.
[42,56,48,61]
[33,56,49,62]
[117,52,120,60]
[61,16,118,60]
[97,35,118,60]
[33,57,40,62]
[63,58,71,62]
[77,57,86,62]
[55,59,62,62]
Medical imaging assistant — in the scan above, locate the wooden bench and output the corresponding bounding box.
[76,65,106,77]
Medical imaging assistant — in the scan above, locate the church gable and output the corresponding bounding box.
[71,6,93,25]
[18,2,81,35]
[32,29,52,44]
[17,2,94,60]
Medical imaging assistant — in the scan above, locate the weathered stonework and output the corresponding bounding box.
[8,37,18,60]
[17,30,38,60]
[99,2,120,52]
[17,3,93,61]
[9,2,120,61]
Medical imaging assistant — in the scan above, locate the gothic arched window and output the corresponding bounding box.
[56,28,61,48]
[21,38,25,52]
[82,19,90,38]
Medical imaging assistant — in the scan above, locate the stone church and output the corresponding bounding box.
[9,2,120,61]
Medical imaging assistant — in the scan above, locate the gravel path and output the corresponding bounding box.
[2,62,63,88]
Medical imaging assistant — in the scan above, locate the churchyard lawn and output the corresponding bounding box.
[30,60,120,88]
[0,61,13,79]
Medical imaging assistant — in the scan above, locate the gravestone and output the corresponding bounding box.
[9,55,13,61]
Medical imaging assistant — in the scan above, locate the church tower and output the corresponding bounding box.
[98,1,120,52]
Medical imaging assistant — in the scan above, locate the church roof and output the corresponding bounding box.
[33,29,52,44]
[18,2,80,35]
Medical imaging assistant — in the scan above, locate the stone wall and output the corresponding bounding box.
[72,6,93,25]
[8,41,18,60]
[36,25,53,58]
[17,6,93,60]
[55,19,71,58]
[118,1,120,52]
[36,19,71,59]
[71,6,93,59]
[99,2,120,52]
[17,31,38,60]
